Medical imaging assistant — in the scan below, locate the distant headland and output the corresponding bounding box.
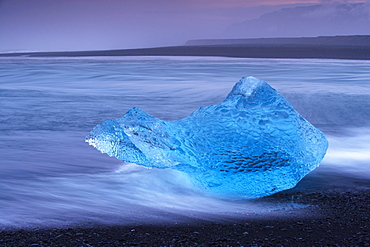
[185,35,370,47]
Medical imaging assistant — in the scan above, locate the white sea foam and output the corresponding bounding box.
[322,128,370,178]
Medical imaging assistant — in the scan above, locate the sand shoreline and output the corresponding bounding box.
[1,188,369,246]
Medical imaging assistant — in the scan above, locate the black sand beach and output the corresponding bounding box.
[1,187,369,246]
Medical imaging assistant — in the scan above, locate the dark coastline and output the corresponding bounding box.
[1,187,369,246]
[1,44,370,60]
[2,35,370,60]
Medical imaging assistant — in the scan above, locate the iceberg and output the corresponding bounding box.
[86,77,328,199]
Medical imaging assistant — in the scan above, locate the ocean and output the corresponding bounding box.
[0,56,369,229]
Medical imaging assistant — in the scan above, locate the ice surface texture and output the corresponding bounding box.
[86,77,328,199]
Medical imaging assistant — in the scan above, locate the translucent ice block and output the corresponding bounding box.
[86,77,328,199]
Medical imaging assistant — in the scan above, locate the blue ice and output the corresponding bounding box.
[86,77,328,199]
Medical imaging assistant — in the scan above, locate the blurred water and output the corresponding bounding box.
[0,56,369,229]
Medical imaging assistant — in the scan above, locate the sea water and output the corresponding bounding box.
[0,56,369,229]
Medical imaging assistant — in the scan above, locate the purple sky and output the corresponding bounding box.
[0,0,369,52]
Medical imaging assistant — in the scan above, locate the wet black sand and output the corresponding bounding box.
[1,187,369,246]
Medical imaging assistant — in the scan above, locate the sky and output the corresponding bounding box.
[0,0,369,52]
